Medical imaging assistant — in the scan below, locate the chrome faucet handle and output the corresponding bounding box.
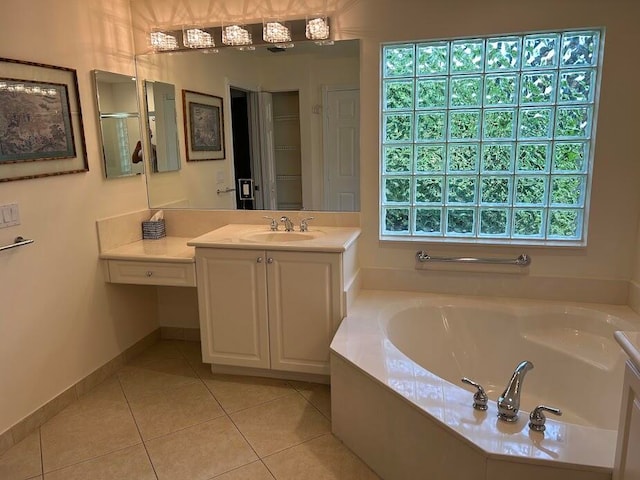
[529,405,562,432]
[461,377,489,411]
[280,216,294,232]
[299,217,315,232]
[263,216,278,231]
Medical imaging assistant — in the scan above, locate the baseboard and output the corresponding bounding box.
[0,328,161,456]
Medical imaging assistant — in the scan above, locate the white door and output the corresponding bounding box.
[323,87,360,211]
[258,92,277,210]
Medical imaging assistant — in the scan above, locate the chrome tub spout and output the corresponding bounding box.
[497,360,534,422]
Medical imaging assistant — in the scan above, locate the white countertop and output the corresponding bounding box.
[615,331,640,371]
[187,224,361,252]
[99,237,195,263]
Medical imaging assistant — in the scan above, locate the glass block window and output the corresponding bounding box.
[381,30,601,242]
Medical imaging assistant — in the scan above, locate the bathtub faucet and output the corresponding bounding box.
[497,360,534,422]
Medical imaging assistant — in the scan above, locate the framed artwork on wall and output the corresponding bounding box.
[0,57,88,182]
[182,89,225,161]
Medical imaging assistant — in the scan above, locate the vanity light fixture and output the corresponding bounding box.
[305,16,330,41]
[183,28,215,49]
[263,21,291,44]
[222,25,252,46]
[150,31,178,51]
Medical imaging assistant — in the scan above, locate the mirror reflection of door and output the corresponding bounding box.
[323,86,360,211]
[230,88,255,209]
[144,81,181,173]
[230,88,303,210]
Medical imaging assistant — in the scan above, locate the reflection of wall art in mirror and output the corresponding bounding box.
[0,57,88,182]
[182,89,225,161]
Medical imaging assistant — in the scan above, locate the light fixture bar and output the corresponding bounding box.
[263,21,291,43]
[183,28,215,49]
[222,25,252,46]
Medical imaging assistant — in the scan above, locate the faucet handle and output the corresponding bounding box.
[263,216,278,231]
[299,216,315,232]
[528,405,562,432]
[461,377,489,411]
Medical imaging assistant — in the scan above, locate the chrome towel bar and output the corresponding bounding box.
[0,236,34,252]
[416,250,531,267]
[216,187,236,195]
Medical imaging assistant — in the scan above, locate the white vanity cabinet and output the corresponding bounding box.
[195,247,343,376]
[99,237,196,287]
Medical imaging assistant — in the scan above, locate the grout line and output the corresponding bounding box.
[40,442,144,476]
[115,375,160,480]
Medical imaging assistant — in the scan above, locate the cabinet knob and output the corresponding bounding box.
[267,258,274,264]
[146,271,153,277]
[257,257,263,263]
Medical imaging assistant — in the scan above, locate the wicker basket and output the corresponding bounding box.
[142,219,166,240]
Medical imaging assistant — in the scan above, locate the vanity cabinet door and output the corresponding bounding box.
[266,250,342,375]
[195,248,270,369]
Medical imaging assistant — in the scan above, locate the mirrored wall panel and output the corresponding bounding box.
[93,70,142,178]
[135,39,360,210]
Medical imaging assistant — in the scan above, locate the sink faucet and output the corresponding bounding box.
[280,216,294,232]
[497,360,534,422]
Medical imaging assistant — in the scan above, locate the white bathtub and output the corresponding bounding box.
[330,290,640,480]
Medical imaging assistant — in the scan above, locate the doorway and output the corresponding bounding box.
[230,88,254,209]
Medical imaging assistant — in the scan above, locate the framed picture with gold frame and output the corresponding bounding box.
[182,89,225,161]
[0,57,88,182]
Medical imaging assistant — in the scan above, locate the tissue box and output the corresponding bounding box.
[142,219,166,240]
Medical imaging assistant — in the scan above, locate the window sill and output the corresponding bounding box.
[379,234,586,249]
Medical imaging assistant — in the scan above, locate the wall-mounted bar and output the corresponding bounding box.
[0,236,34,253]
[416,250,531,267]
[216,187,236,195]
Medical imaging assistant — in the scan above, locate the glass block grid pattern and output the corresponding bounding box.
[381,30,600,241]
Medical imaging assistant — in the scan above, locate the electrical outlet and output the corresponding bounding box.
[0,203,19,228]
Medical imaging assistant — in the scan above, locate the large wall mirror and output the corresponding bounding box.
[93,70,143,178]
[135,39,360,211]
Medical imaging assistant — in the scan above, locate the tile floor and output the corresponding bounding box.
[0,340,380,480]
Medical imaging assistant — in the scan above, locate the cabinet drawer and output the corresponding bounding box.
[107,260,196,287]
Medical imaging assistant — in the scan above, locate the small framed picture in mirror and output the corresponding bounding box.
[182,89,225,161]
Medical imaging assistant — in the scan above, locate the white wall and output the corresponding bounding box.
[132,0,640,303]
[0,0,158,435]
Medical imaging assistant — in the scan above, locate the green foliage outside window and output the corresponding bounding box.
[381,30,600,241]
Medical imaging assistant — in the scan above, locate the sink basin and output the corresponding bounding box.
[243,231,324,243]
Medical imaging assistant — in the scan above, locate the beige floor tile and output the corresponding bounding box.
[203,375,295,413]
[230,393,330,457]
[213,460,275,479]
[125,341,184,367]
[146,416,257,480]
[129,381,225,440]
[289,381,332,419]
[43,444,155,480]
[263,434,380,480]
[117,356,199,401]
[55,378,126,420]
[40,384,141,472]
[175,341,203,365]
[0,432,42,480]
